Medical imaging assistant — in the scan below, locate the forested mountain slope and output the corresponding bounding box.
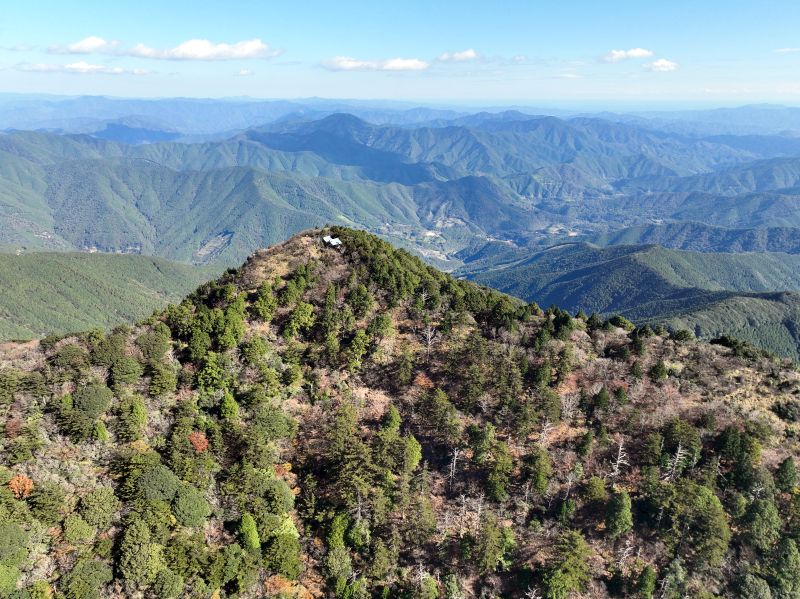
[589,223,800,254]
[1,112,795,265]
[0,228,798,598]
[465,243,800,359]
[0,253,218,339]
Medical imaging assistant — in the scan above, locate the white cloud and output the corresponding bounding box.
[129,38,278,60]
[16,61,143,75]
[644,58,679,72]
[557,73,582,79]
[438,49,479,62]
[776,47,800,53]
[237,69,255,76]
[603,48,654,62]
[322,56,429,71]
[50,36,120,54]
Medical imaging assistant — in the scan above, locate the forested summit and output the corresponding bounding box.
[0,227,799,598]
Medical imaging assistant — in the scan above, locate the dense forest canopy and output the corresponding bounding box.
[0,227,798,598]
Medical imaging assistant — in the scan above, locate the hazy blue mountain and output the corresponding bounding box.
[590,223,800,254]
[591,104,800,137]
[2,105,800,356]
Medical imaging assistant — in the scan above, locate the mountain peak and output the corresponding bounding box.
[2,226,799,598]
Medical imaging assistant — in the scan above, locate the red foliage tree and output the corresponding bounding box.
[188,431,209,453]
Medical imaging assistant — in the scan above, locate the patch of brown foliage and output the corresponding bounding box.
[264,575,317,598]
[414,372,434,389]
[188,431,209,453]
[4,417,24,439]
[8,474,33,499]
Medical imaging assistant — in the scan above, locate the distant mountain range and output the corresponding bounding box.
[3,112,800,264]
[2,98,800,357]
[5,94,800,137]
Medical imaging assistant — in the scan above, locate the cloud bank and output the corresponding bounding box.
[48,37,279,61]
[644,58,679,72]
[438,49,479,62]
[130,38,278,60]
[17,61,147,75]
[603,48,654,62]
[50,36,120,54]
[323,56,430,71]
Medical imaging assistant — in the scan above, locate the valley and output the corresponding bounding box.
[3,101,800,358]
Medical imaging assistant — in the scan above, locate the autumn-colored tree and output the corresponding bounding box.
[9,474,33,499]
[188,431,209,453]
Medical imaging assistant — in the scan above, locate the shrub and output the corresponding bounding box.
[0,522,28,566]
[64,514,95,544]
[115,394,148,442]
[149,362,178,397]
[80,487,119,529]
[649,361,668,382]
[670,329,694,342]
[608,315,635,331]
[0,563,20,597]
[110,356,143,388]
[173,484,211,527]
[152,568,184,599]
[59,559,113,599]
[137,465,181,503]
[771,400,800,423]
[28,481,65,525]
[239,513,261,552]
[136,325,172,363]
[59,383,113,442]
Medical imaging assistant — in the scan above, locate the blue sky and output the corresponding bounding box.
[2,0,800,106]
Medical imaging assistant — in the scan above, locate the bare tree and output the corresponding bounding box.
[538,419,553,447]
[663,442,687,482]
[564,463,583,500]
[419,323,438,361]
[418,289,429,310]
[610,438,629,480]
[448,448,461,491]
[522,480,532,512]
[616,538,635,570]
[561,393,579,420]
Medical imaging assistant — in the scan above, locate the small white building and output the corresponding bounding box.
[323,235,342,247]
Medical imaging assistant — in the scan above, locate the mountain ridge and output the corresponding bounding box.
[0,227,798,598]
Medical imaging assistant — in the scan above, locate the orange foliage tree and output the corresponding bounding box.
[9,474,34,499]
